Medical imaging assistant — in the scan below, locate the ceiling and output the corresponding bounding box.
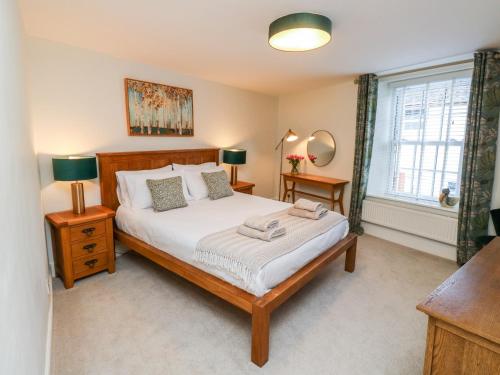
[19,0,500,95]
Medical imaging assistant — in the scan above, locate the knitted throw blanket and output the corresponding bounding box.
[194,209,346,289]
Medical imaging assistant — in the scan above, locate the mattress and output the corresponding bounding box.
[115,192,349,296]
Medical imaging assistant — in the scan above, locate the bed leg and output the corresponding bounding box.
[344,239,357,273]
[251,303,270,367]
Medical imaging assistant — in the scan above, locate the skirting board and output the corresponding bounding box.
[363,221,457,261]
[45,277,53,375]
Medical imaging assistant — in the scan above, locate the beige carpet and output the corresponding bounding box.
[51,235,457,375]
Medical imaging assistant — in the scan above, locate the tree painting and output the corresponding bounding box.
[125,78,194,136]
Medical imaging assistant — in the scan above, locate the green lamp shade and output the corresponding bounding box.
[52,156,97,181]
[223,149,246,165]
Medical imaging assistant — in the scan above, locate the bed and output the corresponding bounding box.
[97,148,357,367]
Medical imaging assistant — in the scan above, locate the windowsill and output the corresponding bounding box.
[365,194,459,218]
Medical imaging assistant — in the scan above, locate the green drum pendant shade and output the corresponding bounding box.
[223,149,247,165]
[269,13,332,51]
[52,156,97,181]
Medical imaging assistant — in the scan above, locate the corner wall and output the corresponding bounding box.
[0,1,51,374]
[276,79,358,209]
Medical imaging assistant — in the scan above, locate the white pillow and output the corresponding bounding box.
[116,165,172,206]
[173,162,217,171]
[124,170,191,209]
[183,167,225,200]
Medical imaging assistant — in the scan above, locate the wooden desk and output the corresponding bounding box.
[417,237,500,374]
[281,173,349,215]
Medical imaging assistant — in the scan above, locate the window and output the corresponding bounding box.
[367,65,472,207]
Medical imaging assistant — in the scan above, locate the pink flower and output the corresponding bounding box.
[286,154,304,161]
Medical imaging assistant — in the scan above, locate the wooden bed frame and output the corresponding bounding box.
[97,148,357,367]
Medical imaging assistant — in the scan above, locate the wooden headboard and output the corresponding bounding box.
[97,148,220,210]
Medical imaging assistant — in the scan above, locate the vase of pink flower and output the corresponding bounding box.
[286,154,304,174]
[308,154,318,164]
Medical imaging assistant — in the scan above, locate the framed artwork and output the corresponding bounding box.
[124,78,194,136]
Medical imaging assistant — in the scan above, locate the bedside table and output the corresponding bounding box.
[231,180,255,195]
[46,205,115,288]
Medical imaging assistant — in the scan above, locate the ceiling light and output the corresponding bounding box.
[269,13,332,52]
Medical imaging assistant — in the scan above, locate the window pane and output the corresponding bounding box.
[448,78,470,142]
[443,173,459,195]
[419,170,434,197]
[386,71,471,203]
[445,145,462,173]
[400,85,425,141]
[433,172,443,197]
[421,145,436,170]
[415,145,422,170]
[393,168,413,194]
[398,144,415,168]
[424,81,450,142]
[436,145,446,172]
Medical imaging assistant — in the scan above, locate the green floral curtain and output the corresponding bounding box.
[457,49,500,265]
[348,74,378,234]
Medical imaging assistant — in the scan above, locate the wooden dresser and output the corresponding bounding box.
[46,205,116,288]
[417,238,500,374]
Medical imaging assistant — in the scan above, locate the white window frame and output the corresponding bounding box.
[367,63,473,212]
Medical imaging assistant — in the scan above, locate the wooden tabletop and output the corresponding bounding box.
[46,205,115,228]
[231,180,255,190]
[281,173,349,186]
[417,237,500,345]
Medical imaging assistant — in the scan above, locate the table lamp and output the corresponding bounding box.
[52,156,97,215]
[223,149,246,185]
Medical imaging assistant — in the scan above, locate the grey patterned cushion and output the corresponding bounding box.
[146,176,188,212]
[201,170,234,200]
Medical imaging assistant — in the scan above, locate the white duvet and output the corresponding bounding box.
[115,192,349,296]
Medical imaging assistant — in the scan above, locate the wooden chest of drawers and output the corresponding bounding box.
[46,205,115,288]
[417,237,500,374]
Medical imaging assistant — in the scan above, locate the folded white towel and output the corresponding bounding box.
[288,207,328,220]
[294,198,324,212]
[237,225,286,241]
[244,215,279,232]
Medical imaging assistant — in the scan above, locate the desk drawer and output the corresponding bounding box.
[71,236,107,259]
[73,252,108,277]
[70,220,106,243]
[238,187,253,195]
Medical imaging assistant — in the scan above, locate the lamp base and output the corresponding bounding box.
[71,182,86,215]
[230,165,238,185]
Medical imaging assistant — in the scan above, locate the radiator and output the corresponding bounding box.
[362,199,458,245]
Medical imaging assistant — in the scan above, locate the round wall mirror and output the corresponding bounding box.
[307,130,336,167]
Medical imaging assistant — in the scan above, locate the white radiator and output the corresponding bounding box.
[361,199,458,245]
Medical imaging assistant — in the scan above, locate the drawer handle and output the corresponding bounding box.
[84,259,98,268]
[81,227,96,236]
[83,243,97,253]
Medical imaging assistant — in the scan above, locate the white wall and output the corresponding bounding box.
[276,79,358,211]
[27,37,278,215]
[0,2,51,375]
